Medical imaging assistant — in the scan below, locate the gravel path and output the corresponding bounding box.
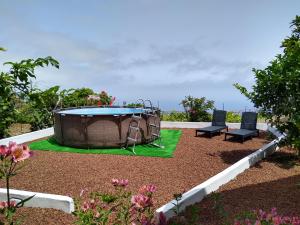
[1,129,268,224]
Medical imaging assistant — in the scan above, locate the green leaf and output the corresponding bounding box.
[15,194,35,208]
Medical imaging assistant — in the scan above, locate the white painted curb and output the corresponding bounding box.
[156,126,285,219]
[0,128,54,146]
[161,121,268,130]
[0,188,74,213]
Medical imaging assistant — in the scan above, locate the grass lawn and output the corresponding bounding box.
[29,129,182,158]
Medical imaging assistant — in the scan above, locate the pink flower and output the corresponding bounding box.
[118,179,128,187]
[254,220,261,225]
[111,178,119,186]
[8,201,16,207]
[111,178,128,187]
[81,201,90,212]
[139,184,157,195]
[0,201,16,209]
[131,194,152,209]
[9,143,32,162]
[0,145,10,157]
[158,212,167,225]
[109,97,116,106]
[79,188,88,197]
[0,201,7,209]
[271,207,277,217]
[89,199,96,209]
[140,215,151,225]
[94,211,100,218]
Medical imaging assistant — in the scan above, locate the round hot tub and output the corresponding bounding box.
[53,107,160,148]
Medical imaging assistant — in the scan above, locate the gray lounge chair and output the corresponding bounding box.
[224,112,259,143]
[195,110,228,138]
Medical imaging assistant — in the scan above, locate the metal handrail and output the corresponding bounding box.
[135,99,145,108]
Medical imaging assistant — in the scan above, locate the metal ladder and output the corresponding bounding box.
[124,99,145,154]
[144,100,163,148]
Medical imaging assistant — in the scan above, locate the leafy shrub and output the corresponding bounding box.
[62,88,95,107]
[161,111,188,122]
[74,179,166,225]
[234,16,300,155]
[181,96,214,122]
[0,52,59,138]
[27,86,60,131]
[126,103,144,108]
[87,91,116,106]
[226,111,241,123]
[234,208,300,225]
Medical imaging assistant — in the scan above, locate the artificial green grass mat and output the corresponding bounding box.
[29,129,182,158]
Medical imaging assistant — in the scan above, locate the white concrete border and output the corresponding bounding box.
[0,127,54,146]
[0,188,74,213]
[156,126,285,219]
[161,121,268,131]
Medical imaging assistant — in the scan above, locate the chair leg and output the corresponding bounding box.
[195,130,198,137]
[224,134,227,141]
[209,132,212,138]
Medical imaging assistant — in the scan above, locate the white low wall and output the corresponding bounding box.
[0,188,74,213]
[161,121,268,131]
[0,127,54,146]
[156,126,285,219]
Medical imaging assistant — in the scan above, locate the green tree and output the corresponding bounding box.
[27,86,61,131]
[62,87,95,107]
[181,96,214,122]
[234,16,300,155]
[0,51,59,138]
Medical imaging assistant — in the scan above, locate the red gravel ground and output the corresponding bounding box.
[173,147,300,225]
[0,129,268,224]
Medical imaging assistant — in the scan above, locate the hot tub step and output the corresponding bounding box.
[129,126,139,131]
[132,115,142,120]
[149,123,159,128]
[146,113,157,117]
[127,137,137,142]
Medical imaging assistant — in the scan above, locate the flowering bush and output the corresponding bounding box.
[0,142,33,224]
[74,179,166,225]
[180,96,214,122]
[87,91,116,107]
[234,208,300,225]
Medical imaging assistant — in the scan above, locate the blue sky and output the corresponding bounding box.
[0,0,299,111]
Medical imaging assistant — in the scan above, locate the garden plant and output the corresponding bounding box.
[234,208,300,225]
[235,15,300,156]
[180,96,214,122]
[74,179,166,225]
[0,142,33,225]
[0,48,59,138]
